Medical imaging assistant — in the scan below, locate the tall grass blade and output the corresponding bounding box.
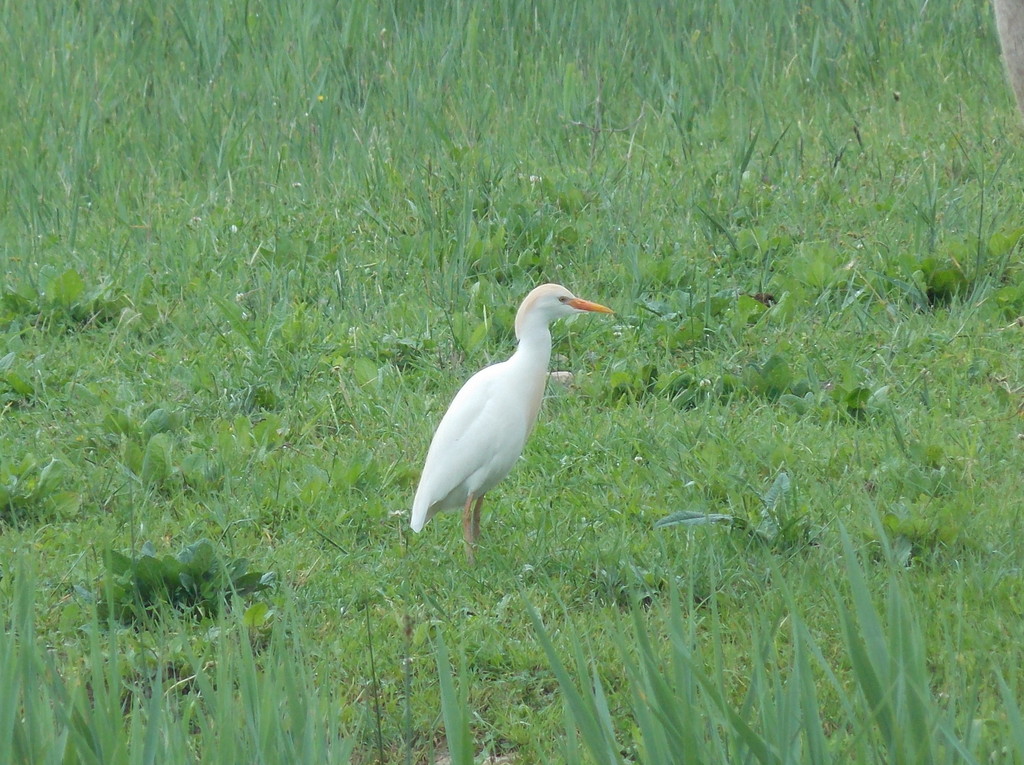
[526,601,624,765]
[433,632,474,765]
[997,673,1024,760]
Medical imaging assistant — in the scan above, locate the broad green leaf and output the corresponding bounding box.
[844,386,871,412]
[989,227,1024,257]
[49,269,86,308]
[103,549,133,577]
[351,357,378,387]
[32,459,64,500]
[212,295,260,352]
[49,491,81,515]
[15,454,39,476]
[134,555,173,595]
[102,409,135,437]
[762,471,791,510]
[4,370,33,396]
[242,602,271,628]
[141,433,171,487]
[778,392,811,414]
[178,539,216,575]
[142,407,179,437]
[654,510,733,529]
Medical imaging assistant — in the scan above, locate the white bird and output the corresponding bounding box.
[410,283,613,563]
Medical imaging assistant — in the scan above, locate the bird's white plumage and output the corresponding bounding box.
[410,356,541,531]
[410,284,612,544]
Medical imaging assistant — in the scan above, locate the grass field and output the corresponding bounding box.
[3,0,1024,761]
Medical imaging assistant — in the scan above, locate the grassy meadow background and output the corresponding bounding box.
[3,0,1024,761]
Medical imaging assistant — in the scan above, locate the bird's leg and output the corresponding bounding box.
[462,494,477,565]
[471,495,484,545]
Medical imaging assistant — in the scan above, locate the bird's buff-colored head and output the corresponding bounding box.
[513,283,613,339]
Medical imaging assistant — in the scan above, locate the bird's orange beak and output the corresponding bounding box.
[567,297,614,314]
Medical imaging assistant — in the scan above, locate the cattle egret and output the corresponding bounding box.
[410,283,613,562]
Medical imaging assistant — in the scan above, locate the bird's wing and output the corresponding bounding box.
[412,362,531,525]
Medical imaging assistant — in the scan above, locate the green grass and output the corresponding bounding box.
[2,0,1024,761]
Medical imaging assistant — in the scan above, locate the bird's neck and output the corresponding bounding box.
[511,323,552,371]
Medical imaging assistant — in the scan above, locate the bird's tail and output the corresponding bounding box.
[410,491,429,533]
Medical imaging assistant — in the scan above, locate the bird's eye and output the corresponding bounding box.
[558,295,569,303]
